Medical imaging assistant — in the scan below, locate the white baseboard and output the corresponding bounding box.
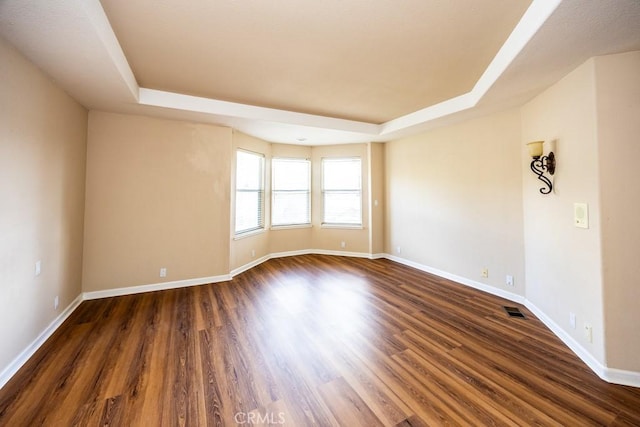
[312,249,373,258]
[524,300,604,375]
[230,254,271,277]
[385,253,640,388]
[384,254,525,304]
[601,367,640,387]
[82,274,231,300]
[269,249,314,259]
[0,294,83,389]
[525,300,640,388]
[230,249,379,278]
[3,252,638,391]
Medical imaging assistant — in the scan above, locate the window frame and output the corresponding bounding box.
[271,157,312,228]
[321,156,363,228]
[234,149,266,236]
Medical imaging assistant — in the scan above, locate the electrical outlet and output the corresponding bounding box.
[506,275,514,286]
[396,246,401,254]
[35,260,42,277]
[54,296,59,310]
[584,323,593,343]
[481,268,489,278]
[251,249,256,258]
[160,268,167,278]
[340,241,346,249]
[569,312,576,329]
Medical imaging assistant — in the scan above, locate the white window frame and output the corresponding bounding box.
[234,149,265,235]
[271,157,311,228]
[321,157,362,227]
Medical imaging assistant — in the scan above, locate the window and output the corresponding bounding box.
[272,158,311,227]
[235,150,265,234]
[322,157,362,226]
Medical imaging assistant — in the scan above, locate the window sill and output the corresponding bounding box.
[321,223,364,230]
[233,228,266,240]
[270,224,312,231]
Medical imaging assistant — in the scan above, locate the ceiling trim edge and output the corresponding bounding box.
[134,0,561,140]
[379,0,562,137]
[138,88,381,135]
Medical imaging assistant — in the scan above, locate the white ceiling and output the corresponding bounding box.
[1,0,639,145]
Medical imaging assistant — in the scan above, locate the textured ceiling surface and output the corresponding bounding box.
[99,0,531,123]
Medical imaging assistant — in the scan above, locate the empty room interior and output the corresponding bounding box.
[2,0,640,425]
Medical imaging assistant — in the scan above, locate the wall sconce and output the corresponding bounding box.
[526,140,556,194]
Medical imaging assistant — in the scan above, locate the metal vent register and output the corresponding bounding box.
[503,306,526,318]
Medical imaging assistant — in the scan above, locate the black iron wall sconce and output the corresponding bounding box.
[526,140,556,194]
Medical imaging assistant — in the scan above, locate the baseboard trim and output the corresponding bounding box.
[230,255,272,278]
[230,249,379,278]
[3,252,638,391]
[312,249,373,258]
[525,300,640,388]
[269,249,314,259]
[82,274,231,300]
[524,300,605,377]
[385,253,640,388]
[0,294,83,390]
[384,254,525,304]
[601,367,640,388]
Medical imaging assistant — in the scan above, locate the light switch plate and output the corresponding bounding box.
[574,203,589,229]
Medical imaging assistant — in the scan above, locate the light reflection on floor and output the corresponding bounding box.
[256,269,377,360]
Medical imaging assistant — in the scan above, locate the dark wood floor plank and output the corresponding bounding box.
[44,295,146,426]
[395,329,563,426]
[337,326,472,426]
[99,395,124,426]
[1,254,639,426]
[329,348,413,426]
[394,348,519,426]
[0,322,94,426]
[318,376,385,427]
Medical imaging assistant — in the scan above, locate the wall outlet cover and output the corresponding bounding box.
[574,203,589,229]
[584,323,593,343]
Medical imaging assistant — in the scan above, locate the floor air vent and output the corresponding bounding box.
[503,306,526,319]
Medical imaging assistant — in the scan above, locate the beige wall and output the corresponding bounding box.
[595,51,640,371]
[521,58,606,363]
[384,109,525,295]
[83,112,231,291]
[368,143,385,255]
[0,38,87,373]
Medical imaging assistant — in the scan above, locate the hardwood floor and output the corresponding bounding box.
[1,254,639,426]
